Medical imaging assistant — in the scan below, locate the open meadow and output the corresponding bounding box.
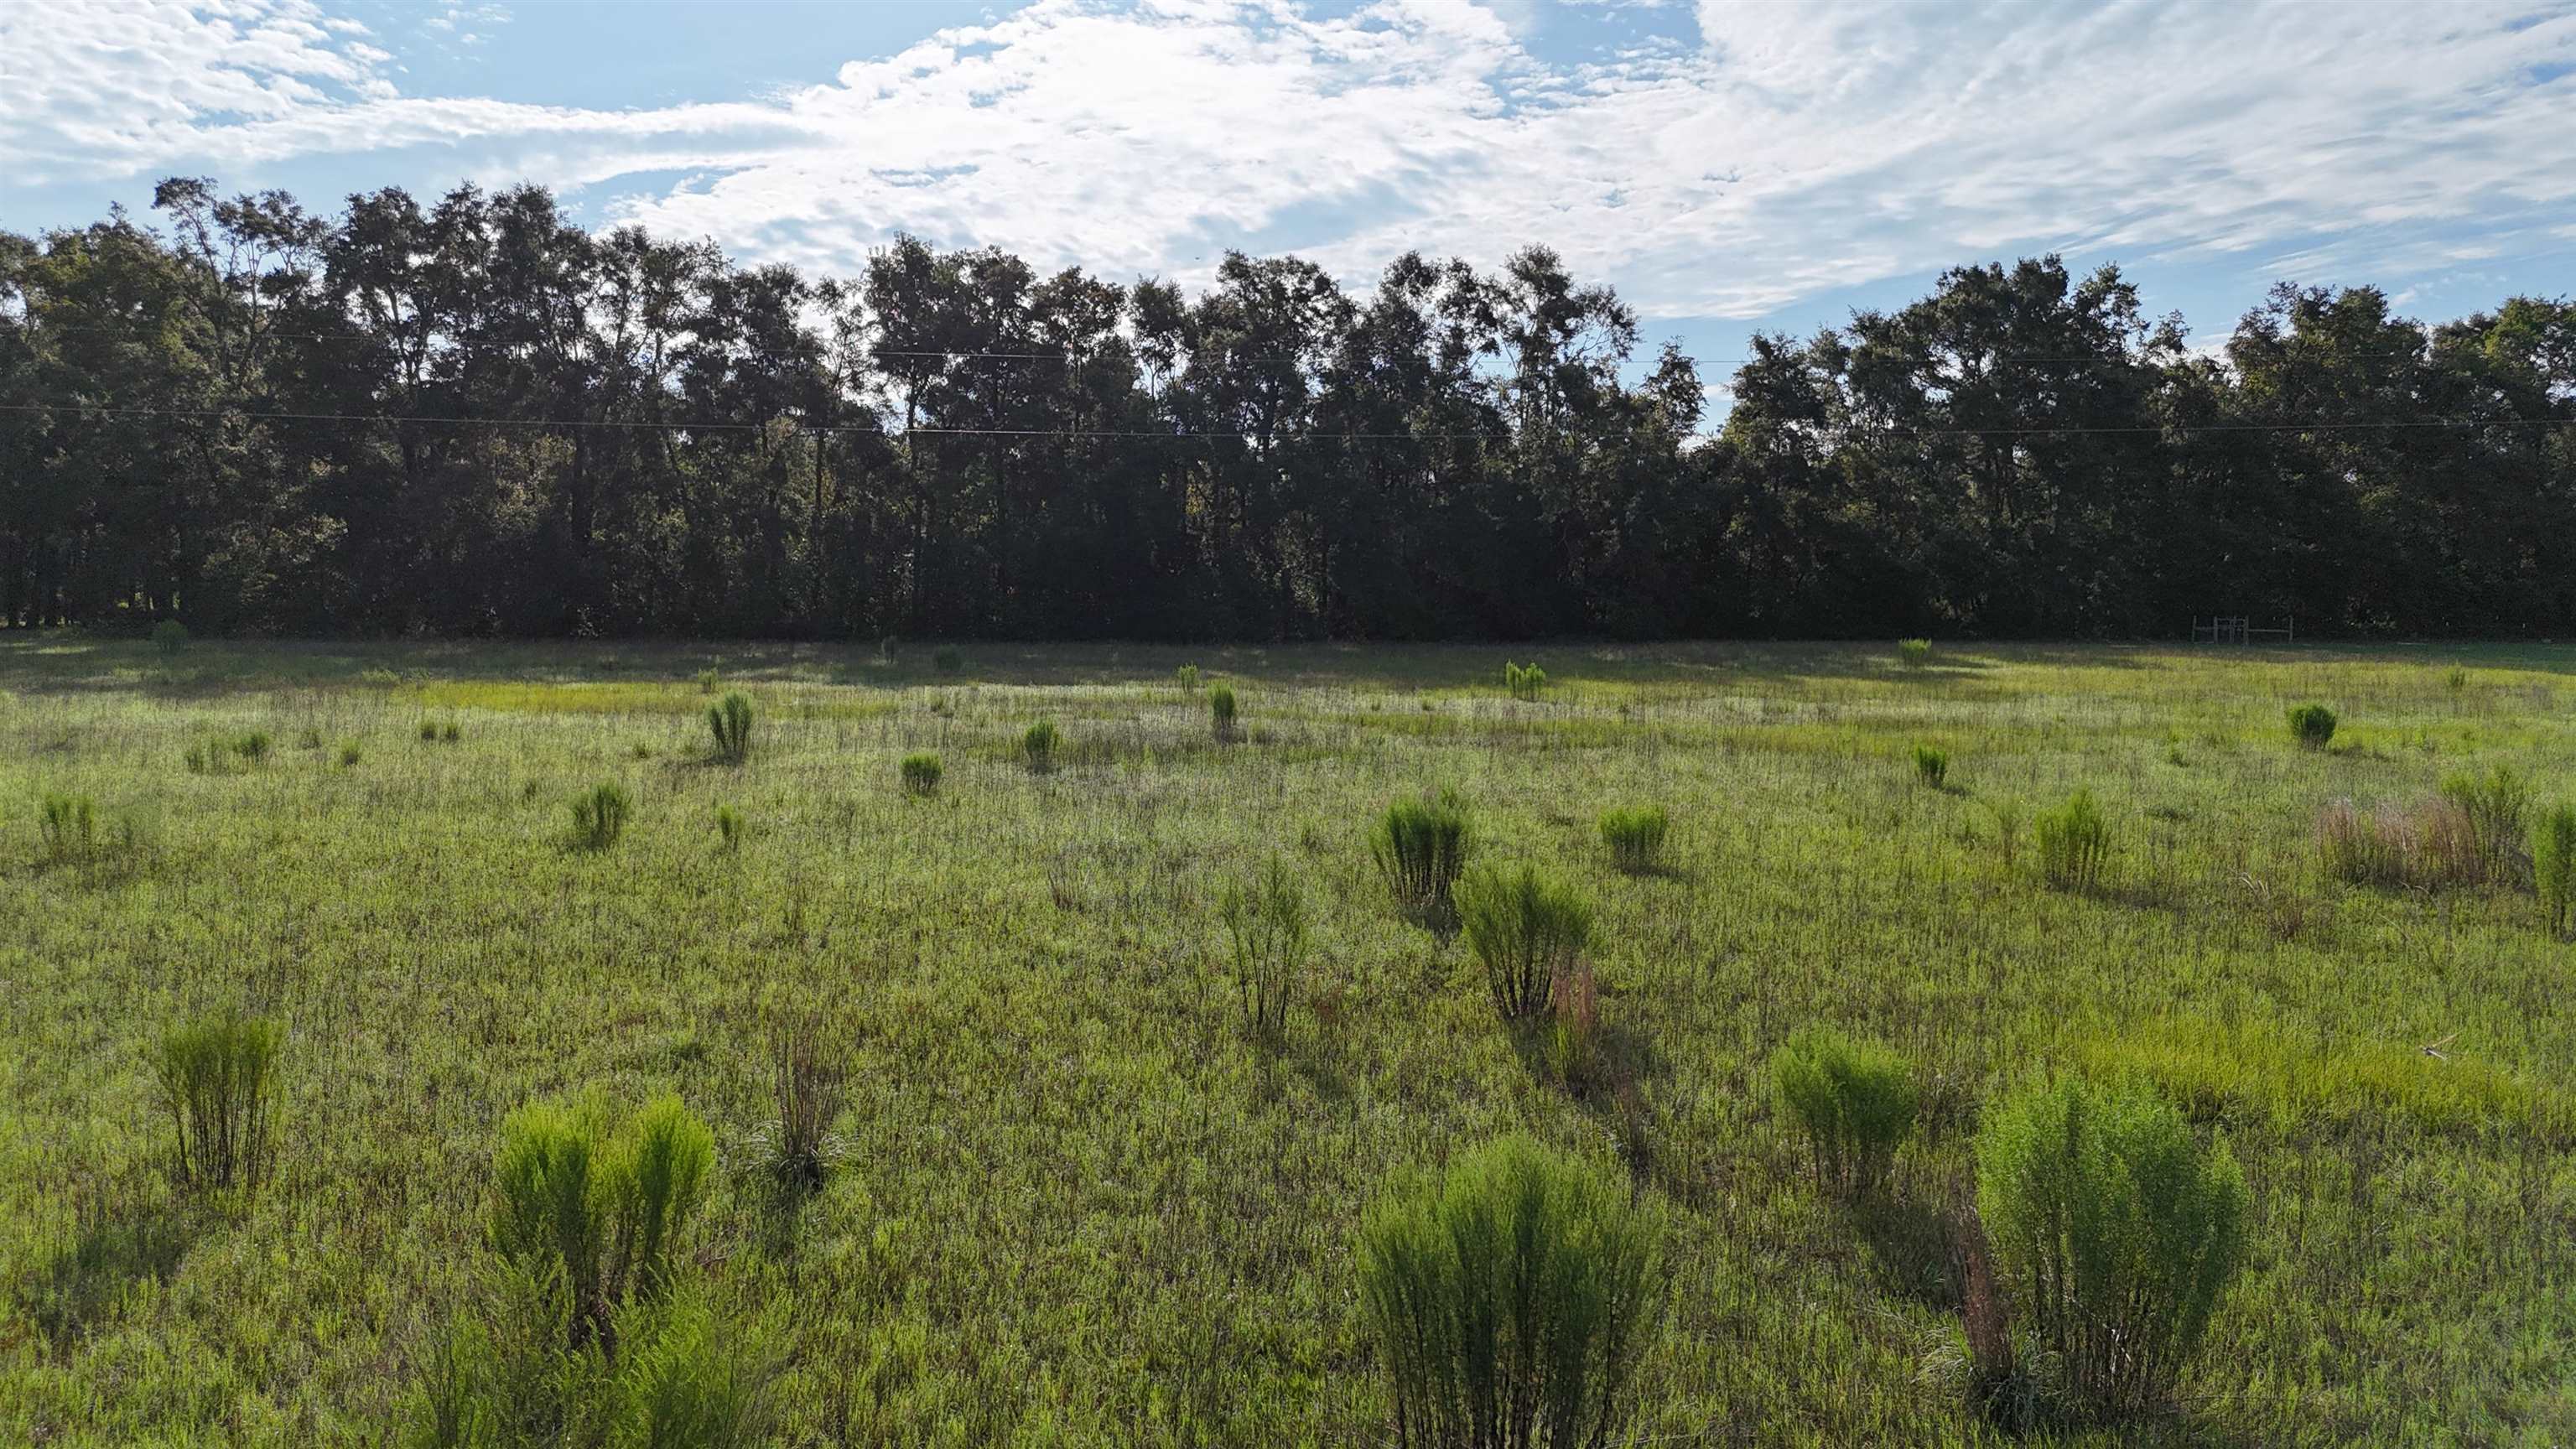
[1,636,2571,1446]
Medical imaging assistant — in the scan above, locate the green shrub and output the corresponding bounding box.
[901,752,943,797]
[705,692,755,765]
[1175,663,1200,691]
[1597,805,1668,874]
[1503,660,1549,700]
[231,730,273,764]
[153,1007,282,1193]
[1976,1076,2247,1419]
[1357,1134,1663,1449]
[296,726,325,750]
[1457,863,1592,1021]
[39,792,95,863]
[1208,683,1239,741]
[2444,664,2470,693]
[1912,744,1948,789]
[2035,789,2109,891]
[1021,719,1060,773]
[2287,702,2337,750]
[1897,638,1932,669]
[1372,790,1472,935]
[338,740,363,767]
[1772,1026,1917,1197]
[441,720,461,744]
[932,646,963,673]
[614,1299,768,1449]
[418,719,439,742]
[151,619,190,656]
[714,804,743,849]
[2440,763,2530,881]
[1221,857,1308,1041]
[572,782,632,850]
[490,1094,715,1350]
[696,667,721,694]
[2536,803,2576,937]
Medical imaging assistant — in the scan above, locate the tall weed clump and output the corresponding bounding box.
[490,1094,715,1350]
[1503,661,1549,700]
[2441,763,2529,882]
[153,1007,282,1193]
[2318,798,2481,891]
[901,752,943,796]
[1911,744,1948,789]
[1220,857,1309,1041]
[1456,863,1592,1021]
[767,1015,845,1192]
[1597,805,1668,875]
[1209,683,1239,742]
[1373,791,1472,935]
[1976,1077,2247,1420]
[1772,1026,1917,1198]
[706,692,755,764]
[1897,638,1932,669]
[571,782,632,850]
[2536,803,2576,937]
[2286,703,2337,750]
[2035,789,2110,891]
[40,792,96,863]
[1357,1134,1663,1449]
[1021,719,1061,773]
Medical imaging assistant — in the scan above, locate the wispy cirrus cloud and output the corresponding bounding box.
[3,0,2572,319]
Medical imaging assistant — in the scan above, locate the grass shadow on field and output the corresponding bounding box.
[19,1196,200,1350]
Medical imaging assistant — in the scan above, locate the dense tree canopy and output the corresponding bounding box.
[3,180,2569,639]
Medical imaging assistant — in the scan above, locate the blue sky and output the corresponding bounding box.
[6,0,2573,394]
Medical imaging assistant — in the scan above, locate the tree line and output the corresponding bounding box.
[3,178,2569,640]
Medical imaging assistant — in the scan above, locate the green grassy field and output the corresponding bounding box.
[2,636,2570,1446]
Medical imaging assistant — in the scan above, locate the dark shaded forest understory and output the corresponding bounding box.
[3,179,2571,641]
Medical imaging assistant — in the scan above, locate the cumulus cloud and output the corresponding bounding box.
[3,0,2572,319]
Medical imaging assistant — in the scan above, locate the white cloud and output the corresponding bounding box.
[4,0,2573,319]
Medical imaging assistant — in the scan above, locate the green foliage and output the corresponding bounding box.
[1456,862,1592,1021]
[1220,857,1308,1041]
[932,646,963,673]
[151,620,190,656]
[2440,763,2530,881]
[1896,638,1933,669]
[152,1007,282,1193]
[2535,803,2576,937]
[1911,743,1948,788]
[1597,804,1668,874]
[2034,788,2109,891]
[900,752,943,796]
[1772,1026,1917,1197]
[714,804,743,849]
[1372,790,1472,934]
[705,692,755,765]
[1502,660,1549,700]
[1175,663,1200,691]
[614,1299,770,1449]
[695,668,720,694]
[338,740,364,767]
[1357,1134,1663,1449]
[1976,1076,2248,1419]
[1021,719,1061,773]
[420,718,463,744]
[39,791,96,862]
[489,1094,716,1350]
[2287,702,2337,750]
[572,782,632,851]
[1208,683,1239,741]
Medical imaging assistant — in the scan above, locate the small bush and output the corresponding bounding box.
[296,726,325,750]
[1772,1026,1917,1197]
[1977,1076,2247,1419]
[441,720,461,744]
[491,1094,715,1350]
[1021,719,1060,773]
[901,752,943,797]
[1357,1134,1663,1449]
[153,1007,282,1193]
[1175,663,1200,691]
[932,646,963,673]
[1208,683,1239,742]
[615,1299,769,1448]
[2441,763,2530,882]
[1221,857,1308,1041]
[2535,804,2576,936]
[572,782,632,850]
[1503,660,1549,700]
[39,792,95,863]
[714,804,743,849]
[338,740,363,767]
[1457,863,1592,1021]
[1897,638,1932,669]
[418,719,439,742]
[1371,790,1472,935]
[1912,744,1948,788]
[1597,805,1669,874]
[2035,789,2109,891]
[231,730,273,764]
[767,1015,845,1192]
[696,667,721,694]
[2287,702,2337,750]
[2444,664,2470,693]
[706,692,755,765]
[151,620,190,656]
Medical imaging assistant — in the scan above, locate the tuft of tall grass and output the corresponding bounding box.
[2441,763,2530,883]
[1912,744,1948,789]
[338,740,363,767]
[1502,660,1549,700]
[1371,790,1472,935]
[1597,805,1669,875]
[696,667,721,694]
[2538,803,2576,938]
[766,1015,844,1192]
[1976,1076,2247,1420]
[1220,857,1308,1042]
[40,792,96,863]
[2287,702,2337,750]
[900,752,942,797]
[1456,863,1592,1021]
[1175,663,1200,692]
[153,1007,282,1193]
[1357,1133,1662,1449]
[1021,719,1061,773]
[1772,1026,1917,1197]
[706,692,755,765]
[714,805,744,849]
[2318,797,2481,891]
[1208,683,1239,742]
[572,782,632,850]
[2034,789,2109,891]
[1897,638,1932,669]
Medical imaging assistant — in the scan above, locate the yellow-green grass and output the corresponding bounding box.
[1,636,2571,1445]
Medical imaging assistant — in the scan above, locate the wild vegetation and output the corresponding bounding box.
[2,636,2572,1446]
